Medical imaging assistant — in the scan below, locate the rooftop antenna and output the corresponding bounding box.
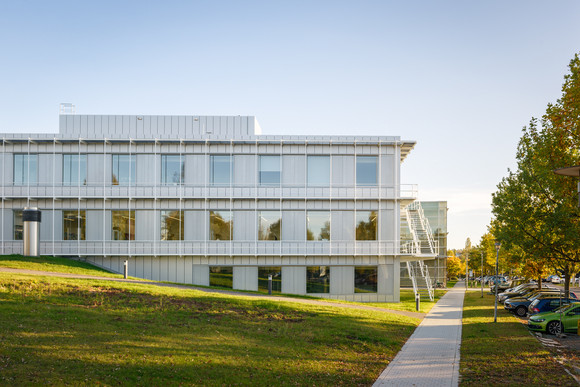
[59,103,76,115]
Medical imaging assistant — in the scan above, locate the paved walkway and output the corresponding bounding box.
[373,281,466,387]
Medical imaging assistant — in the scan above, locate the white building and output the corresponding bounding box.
[0,108,435,302]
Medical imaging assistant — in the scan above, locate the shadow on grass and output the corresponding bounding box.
[0,275,418,385]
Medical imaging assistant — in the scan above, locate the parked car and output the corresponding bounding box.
[503,287,563,305]
[498,283,544,303]
[528,303,580,335]
[528,298,579,315]
[505,292,576,317]
[550,276,562,284]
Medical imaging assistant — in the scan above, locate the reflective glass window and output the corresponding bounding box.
[13,154,37,185]
[307,266,330,293]
[259,155,280,185]
[356,156,377,186]
[209,210,232,241]
[258,211,281,241]
[112,155,136,186]
[210,155,232,185]
[307,211,330,241]
[354,266,378,293]
[13,210,23,240]
[209,267,233,288]
[63,154,87,186]
[356,211,377,240]
[63,210,86,240]
[161,155,184,185]
[258,266,282,293]
[161,210,183,240]
[307,156,330,186]
[112,210,135,240]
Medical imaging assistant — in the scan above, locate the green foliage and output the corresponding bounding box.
[492,53,580,292]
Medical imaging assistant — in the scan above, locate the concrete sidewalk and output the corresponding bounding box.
[373,282,466,387]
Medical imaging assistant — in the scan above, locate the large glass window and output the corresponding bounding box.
[13,210,23,240]
[112,155,136,186]
[209,210,232,241]
[307,156,330,186]
[258,266,282,293]
[112,210,135,240]
[259,155,280,185]
[258,211,281,241]
[63,210,86,240]
[63,154,87,186]
[356,156,377,186]
[161,155,184,185]
[210,155,232,185]
[356,211,377,240]
[13,154,37,185]
[307,266,330,293]
[307,211,330,241]
[209,266,233,288]
[161,210,183,240]
[354,266,378,293]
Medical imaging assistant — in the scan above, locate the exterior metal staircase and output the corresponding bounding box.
[404,202,436,301]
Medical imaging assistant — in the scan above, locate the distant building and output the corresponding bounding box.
[1,106,437,301]
[400,201,448,289]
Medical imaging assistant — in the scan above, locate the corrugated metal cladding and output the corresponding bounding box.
[58,115,259,139]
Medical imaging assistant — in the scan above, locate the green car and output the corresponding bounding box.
[528,303,580,335]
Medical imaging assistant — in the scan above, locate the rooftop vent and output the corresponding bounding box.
[59,103,76,115]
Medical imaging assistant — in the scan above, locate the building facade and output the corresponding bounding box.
[1,111,431,302]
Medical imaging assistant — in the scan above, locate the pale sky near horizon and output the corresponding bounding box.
[1,1,579,249]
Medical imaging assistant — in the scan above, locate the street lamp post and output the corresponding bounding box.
[553,165,580,208]
[494,240,501,323]
[481,251,484,298]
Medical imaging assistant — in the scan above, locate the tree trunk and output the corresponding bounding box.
[564,267,570,299]
[538,276,542,290]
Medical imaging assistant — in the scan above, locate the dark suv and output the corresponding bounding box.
[528,297,579,315]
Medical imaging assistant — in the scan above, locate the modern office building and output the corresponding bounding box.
[0,107,436,302]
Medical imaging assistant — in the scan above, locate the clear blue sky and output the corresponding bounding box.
[1,1,579,248]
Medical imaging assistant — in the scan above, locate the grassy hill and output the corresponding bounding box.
[0,256,421,385]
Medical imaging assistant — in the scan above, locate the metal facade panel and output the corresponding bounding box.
[282,155,305,187]
[233,154,255,186]
[330,266,354,295]
[233,211,254,241]
[192,264,210,286]
[332,155,354,187]
[136,210,156,241]
[184,211,205,240]
[282,266,306,295]
[185,155,206,185]
[281,211,305,241]
[87,154,105,185]
[86,210,103,241]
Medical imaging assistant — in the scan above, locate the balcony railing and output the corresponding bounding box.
[2,183,417,200]
[1,238,436,257]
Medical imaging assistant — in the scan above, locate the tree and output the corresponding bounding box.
[492,54,580,296]
[447,251,463,279]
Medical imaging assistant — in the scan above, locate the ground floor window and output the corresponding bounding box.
[258,266,282,293]
[306,266,330,293]
[354,266,377,293]
[63,210,86,240]
[209,266,233,288]
[13,210,23,240]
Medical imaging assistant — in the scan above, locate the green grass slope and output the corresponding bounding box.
[0,268,420,385]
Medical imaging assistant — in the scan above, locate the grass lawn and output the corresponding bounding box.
[460,290,577,386]
[364,288,447,314]
[447,280,458,288]
[0,254,124,278]
[0,271,421,385]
